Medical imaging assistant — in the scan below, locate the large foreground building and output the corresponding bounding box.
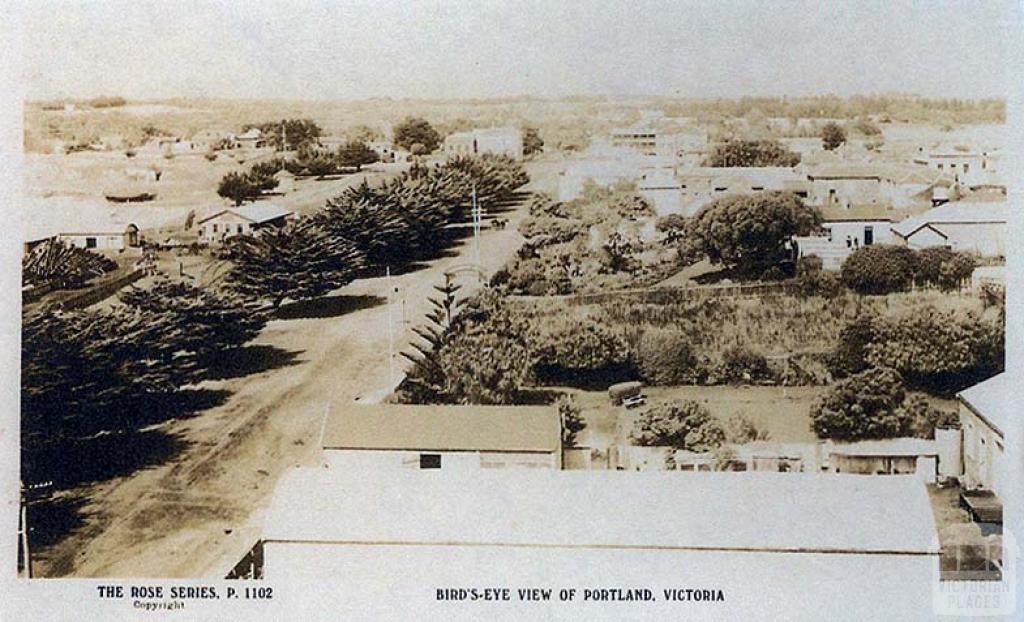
[259,469,939,619]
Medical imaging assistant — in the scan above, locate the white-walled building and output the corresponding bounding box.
[321,404,562,471]
[892,200,1007,256]
[794,203,900,269]
[260,470,940,619]
[444,127,523,159]
[913,148,994,186]
[959,373,1009,499]
[637,167,682,215]
[196,203,294,244]
[24,199,140,253]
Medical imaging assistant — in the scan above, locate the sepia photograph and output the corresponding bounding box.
[1,0,1020,619]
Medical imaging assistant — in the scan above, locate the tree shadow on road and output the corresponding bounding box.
[203,345,302,381]
[276,294,387,320]
[22,428,189,574]
[25,494,89,552]
[24,428,190,491]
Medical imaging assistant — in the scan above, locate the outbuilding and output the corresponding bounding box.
[320,404,563,471]
[892,200,1006,256]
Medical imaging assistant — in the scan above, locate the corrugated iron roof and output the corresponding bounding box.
[263,469,940,554]
[321,404,561,453]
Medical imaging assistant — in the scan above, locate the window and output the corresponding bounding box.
[937,163,944,170]
[864,226,874,246]
[237,224,243,234]
[419,453,441,469]
[213,224,218,233]
[963,163,970,174]
[85,237,97,249]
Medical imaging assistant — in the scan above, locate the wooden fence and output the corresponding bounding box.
[43,269,145,311]
[509,281,799,306]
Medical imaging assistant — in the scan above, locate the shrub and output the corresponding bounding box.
[556,395,586,447]
[720,345,770,383]
[828,312,880,377]
[630,400,726,451]
[636,329,697,385]
[821,122,847,150]
[864,309,1004,394]
[903,394,959,439]
[724,413,771,443]
[703,140,801,167]
[810,367,914,441]
[794,255,844,298]
[914,247,975,291]
[532,320,632,384]
[840,245,916,294]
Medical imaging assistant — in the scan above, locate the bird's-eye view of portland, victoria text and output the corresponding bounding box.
[9,1,1018,619]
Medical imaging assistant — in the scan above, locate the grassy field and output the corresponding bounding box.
[520,289,992,360]
[567,383,959,451]
[569,384,824,450]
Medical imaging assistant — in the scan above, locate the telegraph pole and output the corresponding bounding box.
[386,266,395,387]
[472,183,482,278]
[19,482,30,578]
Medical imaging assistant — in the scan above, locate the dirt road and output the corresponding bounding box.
[32,160,561,578]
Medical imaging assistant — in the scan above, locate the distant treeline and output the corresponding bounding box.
[655,95,1005,125]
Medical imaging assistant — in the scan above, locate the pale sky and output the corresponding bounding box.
[19,0,1021,101]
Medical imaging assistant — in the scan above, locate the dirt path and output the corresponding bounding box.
[32,163,557,578]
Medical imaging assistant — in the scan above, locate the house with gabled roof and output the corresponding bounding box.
[196,203,294,244]
[891,200,1007,256]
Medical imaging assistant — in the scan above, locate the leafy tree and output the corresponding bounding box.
[532,320,631,383]
[637,329,697,385]
[336,140,380,170]
[217,171,262,206]
[810,367,914,441]
[821,122,847,150]
[864,309,1004,394]
[394,117,441,153]
[840,245,916,294]
[522,126,544,156]
[297,150,339,178]
[704,139,800,167]
[828,312,879,377]
[22,239,117,289]
[630,400,726,451]
[246,119,322,151]
[402,274,462,372]
[656,214,688,243]
[720,345,770,383]
[683,191,821,277]
[914,247,975,291]
[347,124,382,143]
[221,218,364,308]
[21,307,185,456]
[556,395,586,448]
[794,255,843,298]
[399,291,533,405]
[119,278,267,365]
